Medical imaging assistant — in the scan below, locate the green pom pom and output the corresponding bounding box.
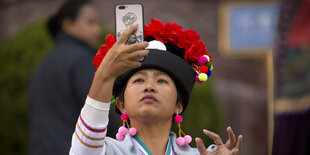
[198,73,208,81]
[204,61,212,68]
[111,96,116,104]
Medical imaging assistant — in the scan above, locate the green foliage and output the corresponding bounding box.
[0,17,222,154]
[0,18,53,155]
[0,18,113,155]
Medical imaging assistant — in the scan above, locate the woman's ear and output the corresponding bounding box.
[176,99,183,114]
[61,18,75,34]
[115,97,125,113]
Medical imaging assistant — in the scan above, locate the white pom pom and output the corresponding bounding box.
[146,40,167,51]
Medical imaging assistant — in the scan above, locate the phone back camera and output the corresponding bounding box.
[119,6,126,9]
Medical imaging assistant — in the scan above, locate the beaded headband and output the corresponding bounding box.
[93,19,213,83]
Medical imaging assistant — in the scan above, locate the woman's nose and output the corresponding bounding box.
[144,84,156,93]
[144,87,155,93]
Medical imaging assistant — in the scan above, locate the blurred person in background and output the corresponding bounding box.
[28,0,118,154]
[273,0,310,154]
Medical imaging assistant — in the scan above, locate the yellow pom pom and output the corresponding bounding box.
[203,55,210,62]
[198,73,208,81]
[210,64,213,71]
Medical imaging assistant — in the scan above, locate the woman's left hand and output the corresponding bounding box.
[195,127,243,155]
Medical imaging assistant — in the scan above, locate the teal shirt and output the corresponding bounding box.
[133,135,173,155]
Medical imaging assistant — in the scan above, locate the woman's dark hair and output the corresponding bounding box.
[47,0,92,39]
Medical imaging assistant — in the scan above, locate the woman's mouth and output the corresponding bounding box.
[141,95,158,103]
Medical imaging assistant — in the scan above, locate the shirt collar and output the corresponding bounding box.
[133,135,174,155]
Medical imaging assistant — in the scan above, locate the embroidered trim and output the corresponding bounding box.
[275,93,310,114]
[74,130,104,148]
[79,114,106,133]
[77,122,106,141]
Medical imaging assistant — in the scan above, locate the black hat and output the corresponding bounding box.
[112,48,195,111]
[93,19,213,112]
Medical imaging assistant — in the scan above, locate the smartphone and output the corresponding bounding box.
[115,4,144,44]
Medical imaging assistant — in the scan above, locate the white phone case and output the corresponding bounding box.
[115,4,144,44]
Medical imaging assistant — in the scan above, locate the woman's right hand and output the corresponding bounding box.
[88,24,149,102]
[96,24,149,79]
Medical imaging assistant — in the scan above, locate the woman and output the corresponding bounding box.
[70,20,243,154]
[29,0,118,154]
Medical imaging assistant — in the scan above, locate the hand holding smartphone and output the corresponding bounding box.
[115,4,144,45]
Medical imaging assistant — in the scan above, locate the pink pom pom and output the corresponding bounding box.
[116,133,125,141]
[176,137,185,146]
[198,56,208,65]
[121,113,128,121]
[184,135,192,144]
[118,126,127,135]
[195,75,204,83]
[129,128,137,136]
[174,115,183,123]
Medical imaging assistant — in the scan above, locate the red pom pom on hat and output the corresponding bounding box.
[199,65,209,73]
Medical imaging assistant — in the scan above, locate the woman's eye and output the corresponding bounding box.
[133,78,144,83]
[158,79,168,83]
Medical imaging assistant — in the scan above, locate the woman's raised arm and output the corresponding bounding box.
[70,24,149,155]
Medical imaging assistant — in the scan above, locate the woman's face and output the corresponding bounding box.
[64,4,100,47]
[120,69,182,123]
